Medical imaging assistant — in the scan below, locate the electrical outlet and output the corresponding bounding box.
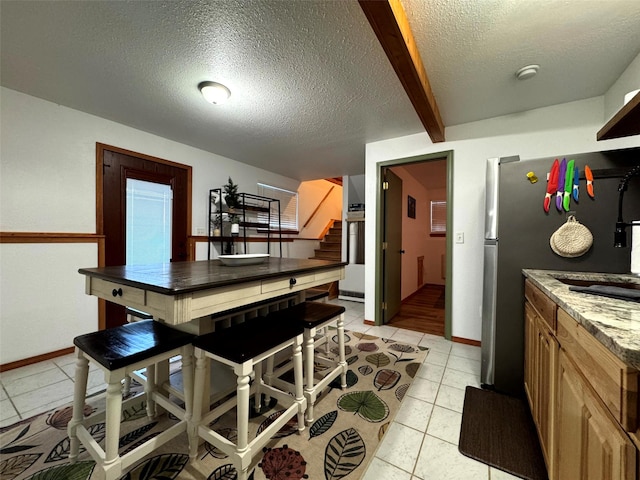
[455,232,464,244]
[196,227,205,236]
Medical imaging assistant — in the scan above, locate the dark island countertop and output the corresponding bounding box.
[79,258,347,295]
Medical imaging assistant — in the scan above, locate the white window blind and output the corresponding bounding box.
[126,179,172,265]
[257,183,298,231]
[430,200,447,235]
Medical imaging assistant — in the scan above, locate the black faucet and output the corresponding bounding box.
[614,164,640,248]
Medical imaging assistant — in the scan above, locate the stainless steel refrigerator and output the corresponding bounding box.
[481,147,640,396]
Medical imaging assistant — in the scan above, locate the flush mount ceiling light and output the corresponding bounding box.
[198,81,231,105]
[515,64,540,81]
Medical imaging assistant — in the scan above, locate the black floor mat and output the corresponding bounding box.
[459,386,548,480]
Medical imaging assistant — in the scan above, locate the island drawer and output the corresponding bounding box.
[261,272,317,294]
[86,277,146,308]
[525,279,557,332]
[557,308,639,432]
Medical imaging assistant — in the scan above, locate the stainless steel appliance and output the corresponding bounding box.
[481,148,640,396]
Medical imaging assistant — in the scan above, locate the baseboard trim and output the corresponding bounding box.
[452,336,481,347]
[0,347,74,372]
[363,320,375,326]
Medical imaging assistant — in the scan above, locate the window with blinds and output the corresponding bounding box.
[430,200,447,236]
[257,183,298,231]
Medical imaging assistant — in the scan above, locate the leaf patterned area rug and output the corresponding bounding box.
[0,331,428,480]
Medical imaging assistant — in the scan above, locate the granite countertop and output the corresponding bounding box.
[523,269,640,370]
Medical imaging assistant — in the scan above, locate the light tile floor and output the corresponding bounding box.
[0,299,519,479]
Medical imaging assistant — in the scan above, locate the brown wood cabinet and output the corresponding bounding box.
[524,283,558,472]
[556,349,636,480]
[524,279,638,480]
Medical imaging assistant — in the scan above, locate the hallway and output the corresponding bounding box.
[389,284,445,336]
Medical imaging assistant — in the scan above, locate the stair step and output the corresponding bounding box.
[323,234,342,243]
[318,243,341,251]
[312,251,341,261]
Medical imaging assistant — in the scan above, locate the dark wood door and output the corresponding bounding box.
[382,168,402,323]
[100,145,191,328]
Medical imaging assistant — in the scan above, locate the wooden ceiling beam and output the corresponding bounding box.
[359,0,445,143]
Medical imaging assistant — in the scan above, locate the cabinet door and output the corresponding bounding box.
[537,319,557,471]
[556,350,636,480]
[524,301,537,411]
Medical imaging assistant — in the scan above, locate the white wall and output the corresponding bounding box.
[604,52,640,122]
[364,95,640,340]
[0,87,303,364]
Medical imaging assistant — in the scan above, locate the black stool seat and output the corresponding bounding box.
[73,320,195,371]
[267,301,346,329]
[193,316,304,364]
[304,288,329,302]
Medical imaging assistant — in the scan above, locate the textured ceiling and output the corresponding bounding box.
[2,1,639,181]
[403,0,640,126]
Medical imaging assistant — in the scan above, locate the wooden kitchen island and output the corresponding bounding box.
[79,257,346,333]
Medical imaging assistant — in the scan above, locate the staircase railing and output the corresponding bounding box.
[302,185,335,231]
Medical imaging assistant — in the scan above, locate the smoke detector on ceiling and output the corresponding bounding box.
[515,64,540,81]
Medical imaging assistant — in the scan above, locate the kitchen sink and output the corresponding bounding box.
[557,278,640,291]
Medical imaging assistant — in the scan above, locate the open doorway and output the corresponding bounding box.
[376,151,453,340]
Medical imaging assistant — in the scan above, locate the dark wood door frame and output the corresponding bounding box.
[95,143,193,329]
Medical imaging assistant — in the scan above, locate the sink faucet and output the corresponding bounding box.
[614,164,640,248]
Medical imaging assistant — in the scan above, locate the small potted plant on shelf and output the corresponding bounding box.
[223,176,240,211]
[212,216,221,237]
[230,214,240,235]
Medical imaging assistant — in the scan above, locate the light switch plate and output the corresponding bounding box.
[196,227,206,236]
[455,232,464,244]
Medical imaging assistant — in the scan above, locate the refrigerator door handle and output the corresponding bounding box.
[481,243,498,386]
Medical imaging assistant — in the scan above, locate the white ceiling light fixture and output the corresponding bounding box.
[515,64,540,81]
[198,81,231,105]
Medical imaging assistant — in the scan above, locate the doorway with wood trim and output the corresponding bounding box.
[376,151,453,340]
[96,143,192,329]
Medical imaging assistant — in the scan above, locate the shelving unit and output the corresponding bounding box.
[208,189,282,259]
[597,91,640,140]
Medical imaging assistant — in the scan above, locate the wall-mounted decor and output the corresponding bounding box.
[408,195,416,218]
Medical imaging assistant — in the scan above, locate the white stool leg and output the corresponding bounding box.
[337,313,347,388]
[189,349,207,460]
[181,345,194,426]
[254,360,263,413]
[235,367,251,455]
[103,374,124,479]
[263,356,274,405]
[292,335,306,432]
[145,363,157,419]
[123,376,132,396]
[68,349,89,463]
[303,328,316,425]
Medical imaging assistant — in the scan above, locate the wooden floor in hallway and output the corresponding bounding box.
[388,283,445,336]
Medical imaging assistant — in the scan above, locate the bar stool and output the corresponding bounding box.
[303,288,330,353]
[189,316,306,480]
[265,301,347,425]
[68,320,195,480]
[304,287,329,302]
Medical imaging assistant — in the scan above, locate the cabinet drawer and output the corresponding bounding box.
[87,277,145,307]
[525,280,557,332]
[261,272,316,294]
[557,308,639,432]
